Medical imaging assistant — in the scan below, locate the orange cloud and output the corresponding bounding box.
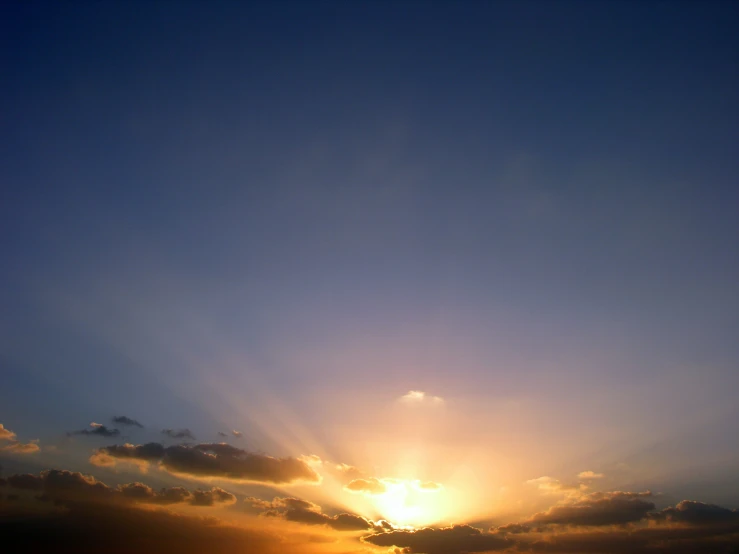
[344,477,387,495]
[415,480,443,491]
[0,424,17,441]
[0,441,40,454]
[526,476,587,498]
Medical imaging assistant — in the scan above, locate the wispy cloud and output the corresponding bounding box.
[526,475,587,498]
[399,390,444,404]
[162,428,196,440]
[111,416,143,428]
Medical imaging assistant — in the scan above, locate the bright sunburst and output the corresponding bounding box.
[368,479,447,527]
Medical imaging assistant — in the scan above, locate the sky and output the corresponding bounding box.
[1,1,738,552]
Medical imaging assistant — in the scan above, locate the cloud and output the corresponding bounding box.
[248,496,374,531]
[333,463,365,481]
[118,482,191,504]
[648,500,739,525]
[526,476,587,498]
[5,469,236,509]
[162,428,196,440]
[68,423,120,438]
[0,495,305,554]
[523,491,655,527]
[92,442,320,485]
[363,524,512,553]
[89,442,164,471]
[415,480,443,491]
[7,473,44,490]
[345,477,387,495]
[232,430,243,438]
[119,482,236,507]
[111,416,143,428]
[361,493,739,554]
[0,441,40,454]
[524,518,739,553]
[491,522,532,535]
[0,424,17,441]
[217,431,228,438]
[577,470,604,480]
[399,390,444,404]
[190,487,237,506]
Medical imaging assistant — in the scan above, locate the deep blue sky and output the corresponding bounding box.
[1,0,738,506]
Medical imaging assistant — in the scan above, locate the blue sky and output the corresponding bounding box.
[1,2,738,552]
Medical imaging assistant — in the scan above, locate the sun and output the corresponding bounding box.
[371,479,447,527]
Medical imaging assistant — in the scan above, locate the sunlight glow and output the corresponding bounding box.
[368,479,446,527]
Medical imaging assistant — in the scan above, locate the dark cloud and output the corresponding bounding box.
[119,482,182,503]
[191,488,236,507]
[492,522,532,535]
[248,496,374,531]
[217,431,228,438]
[648,500,739,525]
[524,491,655,527]
[7,473,44,491]
[527,520,739,554]
[162,428,196,440]
[90,442,166,467]
[363,507,739,554]
[111,416,143,428]
[68,423,120,438]
[363,524,513,553]
[92,442,320,484]
[0,500,297,554]
[5,469,236,509]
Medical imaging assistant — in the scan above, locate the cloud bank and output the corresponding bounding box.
[91,442,320,484]
[5,469,235,508]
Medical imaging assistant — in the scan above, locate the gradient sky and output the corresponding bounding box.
[1,1,738,553]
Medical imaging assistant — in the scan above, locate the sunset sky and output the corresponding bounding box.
[1,1,738,553]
